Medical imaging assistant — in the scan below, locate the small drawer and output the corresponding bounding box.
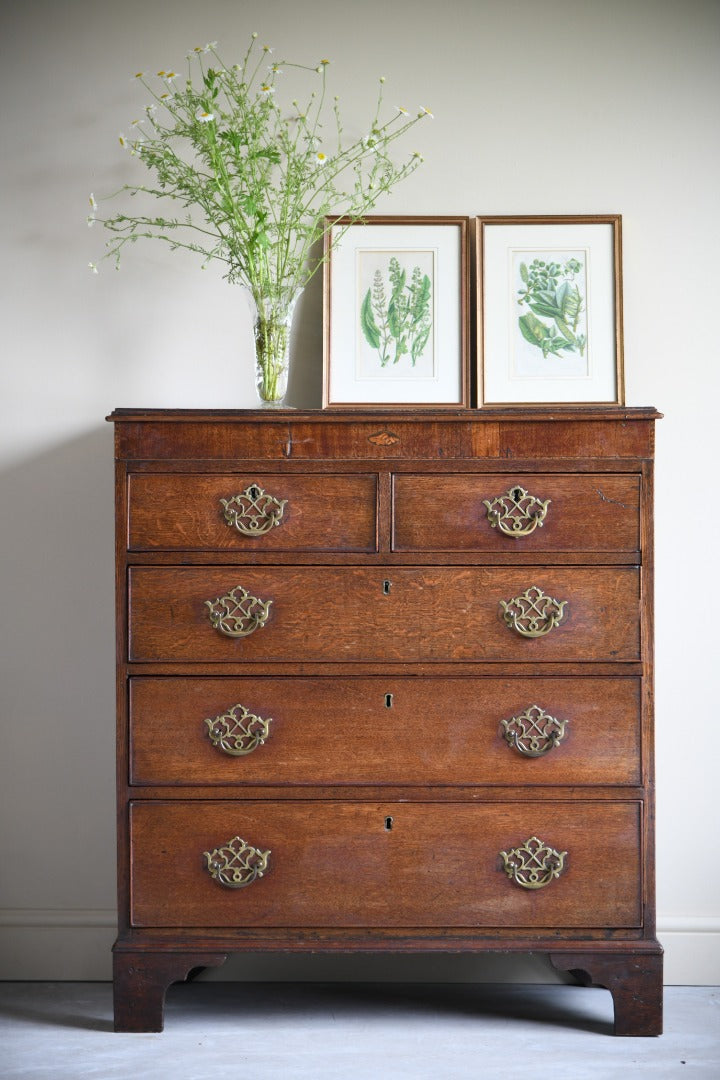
[128,565,641,663]
[127,473,378,552]
[392,473,640,552]
[129,676,642,787]
[129,800,642,928]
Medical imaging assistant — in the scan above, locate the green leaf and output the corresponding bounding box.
[360,289,381,349]
[520,262,529,284]
[387,297,403,340]
[528,299,564,320]
[518,312,550,347]
[411,324,430,362]
[554,317,577,345]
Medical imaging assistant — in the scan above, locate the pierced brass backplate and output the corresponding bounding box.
[203,836,271,889]
[205,585,272,638]
[501,705,568,757]
[500,585,567,638]
[205,704,272,756]
[220,484,287,536]
[483,485,550,537]
[499,836,567,890]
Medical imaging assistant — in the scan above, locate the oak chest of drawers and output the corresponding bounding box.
[109,407,662,1034]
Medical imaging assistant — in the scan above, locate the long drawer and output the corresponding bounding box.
[129,800,642,928]
[128,566,641,663]
[393,473,640,552]
[129,676,642,786]
[127,473,378,552]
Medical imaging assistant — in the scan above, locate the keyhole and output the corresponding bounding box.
[512,487,523,502]
[384,816,394,831]
[384,693,393,708]
[382,579,392,595]
[249,485,260,499]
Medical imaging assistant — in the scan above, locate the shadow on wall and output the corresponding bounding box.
[0,426,116,909]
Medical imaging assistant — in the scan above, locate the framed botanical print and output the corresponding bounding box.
[323,216,470,407]
[476,215,624,406]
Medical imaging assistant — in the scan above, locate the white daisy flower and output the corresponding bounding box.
[314,150,329,165]
[262,45,273,53]
[268,64,283,74]
[395,105,409,115]
[259,84,275,95]
[163,71,179,82]
[195,108,215,123]
[118,133,128,148]
[134,72,144,79]
[89,193,97,210]
[88,262,98,274]
[418,105,434,118]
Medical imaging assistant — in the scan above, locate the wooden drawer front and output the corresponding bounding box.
[127,473,378,552]
[130,676,641,787]
[393,473,640,552]
[129,800,642,928]
[128,566,640,663]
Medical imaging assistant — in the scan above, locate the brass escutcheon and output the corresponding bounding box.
[499,836,567,890]
[483,485,550,538]
[205,704,272,756]
[203,836,271,889]
[500,585,567,638]
[501,705,568,757]
[220,484,287,536]
[205,585,272,638]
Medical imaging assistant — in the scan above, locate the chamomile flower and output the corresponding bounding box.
[314,150,330,165]
[134,72,144,79]
[118,133,128,148]
[88,262,98,274]
[195,108,214,123]
[418,105,434,118]
[159,92,172,102]
[163,71,179,82]
[268,64,283,75]
[145,103,157,114]
[395,106,409,115]
[89,193,98,211]
[259,84,275,95]
[262,45,273,53]
[319,58,331,65]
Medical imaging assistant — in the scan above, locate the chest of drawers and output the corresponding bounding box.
[109,407,662,1034]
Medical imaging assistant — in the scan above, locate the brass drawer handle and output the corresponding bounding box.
[500,836,567,890]
[205,585,272,638]
[500,585,567,638]
[501,705,568,757]
[220,484,287,536]
[204,836,270,889]
[483,485,550,537]
[205,704,272,756]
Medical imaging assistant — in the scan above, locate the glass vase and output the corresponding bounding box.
[253,289,301,407]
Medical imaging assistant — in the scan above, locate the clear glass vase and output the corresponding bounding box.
[252,289,301,407]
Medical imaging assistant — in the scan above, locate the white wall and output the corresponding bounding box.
[1,0,718,984]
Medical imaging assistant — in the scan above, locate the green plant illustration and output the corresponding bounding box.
[360,257,432,366]
[517,257,586,360]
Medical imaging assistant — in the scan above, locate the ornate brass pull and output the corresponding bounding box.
[501,705,568,757]
[483,485,550,537]
[220,484,287,536]
[500,836,567,890]
[205,585,272,638]
[204,836,270,889]
[500,585,567,638]
[205,704,272,756]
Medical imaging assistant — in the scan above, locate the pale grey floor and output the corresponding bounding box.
[1,982,718,1079]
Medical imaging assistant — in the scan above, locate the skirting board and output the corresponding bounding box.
[0,911,718,984]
